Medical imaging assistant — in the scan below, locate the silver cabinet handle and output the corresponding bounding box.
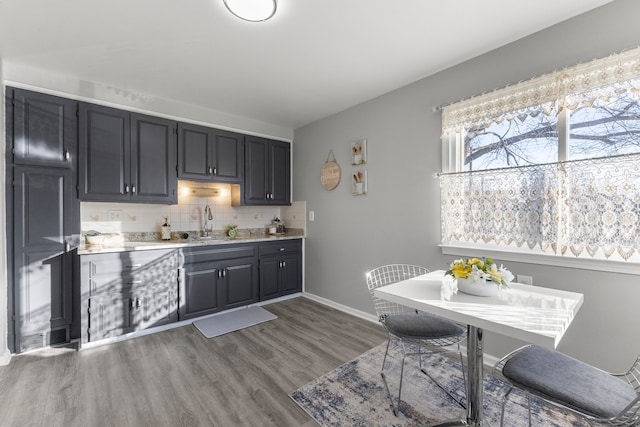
[208,167,213,175]
[282,261,286,268]
[125,184,130,193]
[279,247,285,251]
[131,185,136,194]
[65,241,71,252]
[127,281,143,285]
[64,149,70,161]
[125,264,142,269]
[213,167,217,176]
[136,298,142,309]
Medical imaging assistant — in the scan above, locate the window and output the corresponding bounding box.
[440,48,640,264]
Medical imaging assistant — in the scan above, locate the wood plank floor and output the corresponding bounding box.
[0,297,387,427]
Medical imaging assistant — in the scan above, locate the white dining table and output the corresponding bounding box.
[373,270,584,427]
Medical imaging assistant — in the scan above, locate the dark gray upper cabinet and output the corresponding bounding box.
[79,104,177,204]
[130,113,177,203]
[177,122,244,183]
[9,87,77,169]
[243,136,290,205]
[78,103,130,201]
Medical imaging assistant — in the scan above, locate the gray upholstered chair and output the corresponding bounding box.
[493,345,640,426]
[366,264,467,416]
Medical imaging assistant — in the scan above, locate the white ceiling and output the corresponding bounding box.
[0,0,612,130]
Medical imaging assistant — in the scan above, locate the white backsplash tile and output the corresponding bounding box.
[81,182,307,235]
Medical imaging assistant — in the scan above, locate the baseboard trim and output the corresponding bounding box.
[0,349,12,366]
[81,294,303,351]
[302,292,379,324]
[302,292,501,367]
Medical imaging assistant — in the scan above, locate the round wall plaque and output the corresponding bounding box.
[321,150,341,190]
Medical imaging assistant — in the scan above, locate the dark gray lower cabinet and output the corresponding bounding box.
[12,165,78,352]
[259,240,302,301]
[81,249,180,343]
[79,240,301,344]
[180,244,258,320]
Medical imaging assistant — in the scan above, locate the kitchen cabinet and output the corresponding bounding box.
[177,122,244,183]
[11,165,78,352]
[242,136,290,205]
[80,249,180,343]
[7,85,80,353]
[79,104,177,203]
[180,244,258,320]
[9,87,77,169]
[259,240,302,301]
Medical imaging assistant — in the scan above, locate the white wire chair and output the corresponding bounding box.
[365,264,467,416]
[493,345,640,426]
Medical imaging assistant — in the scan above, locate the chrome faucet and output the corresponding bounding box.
[203,205,213,236]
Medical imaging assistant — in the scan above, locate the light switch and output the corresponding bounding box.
[309,210,315,221]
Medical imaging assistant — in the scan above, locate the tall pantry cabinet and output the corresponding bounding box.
[5,87,80,352]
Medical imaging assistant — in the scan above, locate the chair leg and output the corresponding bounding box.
[398,353,406,408]
[381,338,392,372]
[500,387,513,427]
[527,394,532,427]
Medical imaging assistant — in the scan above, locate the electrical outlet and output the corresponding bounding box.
[108,210,122,221]
[517,275,533,286]
[309,210,315,221]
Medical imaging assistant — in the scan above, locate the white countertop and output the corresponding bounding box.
[374,270,584,348]
[78,234,304,255]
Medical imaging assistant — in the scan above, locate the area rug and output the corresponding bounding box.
[193,306,277,338]
[290,342,586,426]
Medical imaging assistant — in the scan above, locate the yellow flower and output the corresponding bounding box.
[452,265,469,278]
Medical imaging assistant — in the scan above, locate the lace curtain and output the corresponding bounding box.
[442,47,640,135]
[440,154,640,261]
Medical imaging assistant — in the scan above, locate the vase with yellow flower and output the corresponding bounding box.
[445,257,514,297]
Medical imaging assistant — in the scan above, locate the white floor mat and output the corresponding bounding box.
[193,306,277,338]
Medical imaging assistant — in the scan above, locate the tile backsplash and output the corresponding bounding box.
[81,182,306,235]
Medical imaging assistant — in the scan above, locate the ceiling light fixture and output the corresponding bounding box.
[223,0,277,22]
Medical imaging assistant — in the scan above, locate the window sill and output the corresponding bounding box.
[440,243,640,276]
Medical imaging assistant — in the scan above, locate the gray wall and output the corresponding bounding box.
[294,0,640,371]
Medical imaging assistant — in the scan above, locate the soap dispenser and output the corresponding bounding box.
[161,217,171,240]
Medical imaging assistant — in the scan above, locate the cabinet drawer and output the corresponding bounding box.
[183,244,257,265]
[88,269,178,295]
[84,249,180,277]
[259,240,301,256]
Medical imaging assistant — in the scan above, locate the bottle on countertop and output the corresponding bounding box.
[161,217,171,240]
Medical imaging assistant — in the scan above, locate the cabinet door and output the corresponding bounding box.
[259,257,281,301]
[180,262,223,320]
[177,122,211,180]
[13,166,75,352]
[88,293,134,341]
[10,88,77,168]
[223,259,258,309]
[134,287,178,330]
[269,140,291,205]
[130,113,177,203]
[281,253,302,295]
[244,136,269,205]
[211,129,243,183]
[79,103,131,201]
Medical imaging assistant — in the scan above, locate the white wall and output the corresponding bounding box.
[0,57,11,365]
[294,0,640,371]
[4,63,293,142]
